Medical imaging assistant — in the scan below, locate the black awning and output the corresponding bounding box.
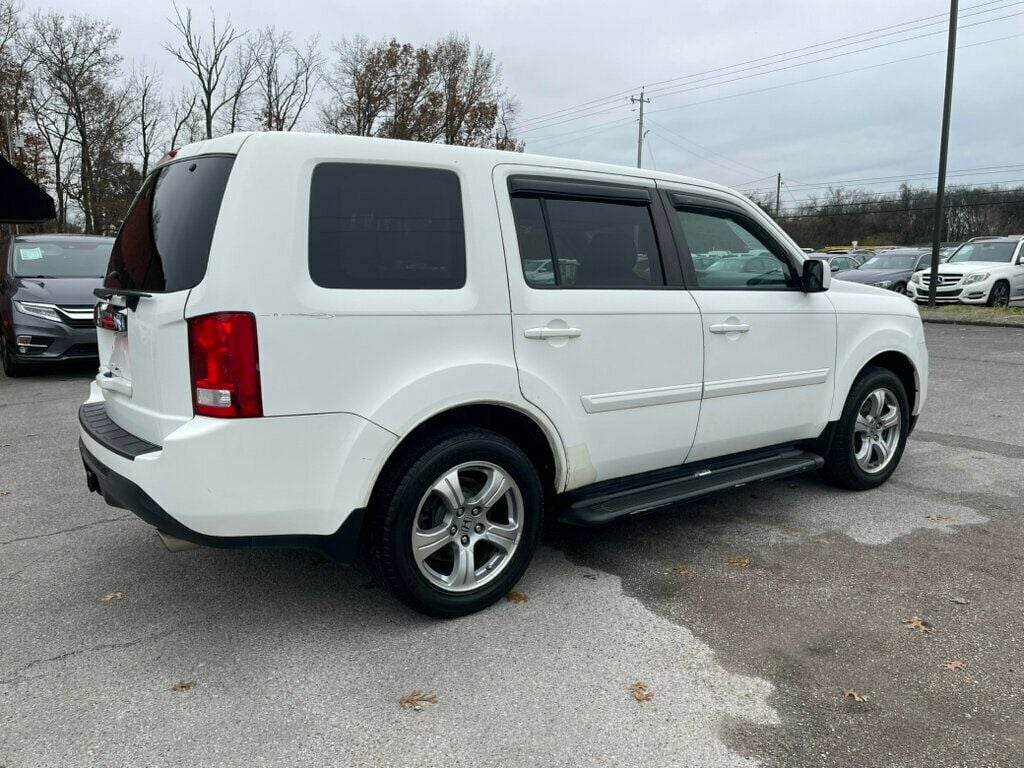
[0,154,56,222]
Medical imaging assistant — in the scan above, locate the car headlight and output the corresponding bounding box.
[14,301,62,323]
[963,272,990,285]
[910,273,921,284]
[872,280,893,289]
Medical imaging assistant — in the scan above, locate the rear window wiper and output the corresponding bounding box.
[94,287,153,311]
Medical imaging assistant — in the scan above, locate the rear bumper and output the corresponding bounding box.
[78,384,398,548]
[80,439,366,561]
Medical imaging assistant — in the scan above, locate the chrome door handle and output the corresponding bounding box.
[709,323,750,334]
[524,326,582,340]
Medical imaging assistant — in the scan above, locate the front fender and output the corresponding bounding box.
[831,313,927,420]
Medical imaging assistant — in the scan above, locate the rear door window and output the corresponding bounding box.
[104,155,235,292]
[308,164,466,289]
[510,191,664,289]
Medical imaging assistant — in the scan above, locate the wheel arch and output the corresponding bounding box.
[366,401,567,509]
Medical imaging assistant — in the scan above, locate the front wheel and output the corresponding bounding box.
[824,366,910,490]
[1,337,28,378]
[369,428,544,617]
[987,281,1010,307]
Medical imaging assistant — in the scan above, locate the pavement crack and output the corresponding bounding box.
[0,515,134,546]
[911,430,1024,460]
[0,623,200,685]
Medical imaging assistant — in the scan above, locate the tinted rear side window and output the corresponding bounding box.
[104,155,235,292]
[309,164,466,289]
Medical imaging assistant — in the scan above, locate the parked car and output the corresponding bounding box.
[827,254,863,273]
[833,248,930,294]
[907,236,1024,306]
[1,234,113,377]
[79,133,928,617]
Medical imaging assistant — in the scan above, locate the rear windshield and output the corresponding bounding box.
[12,240,113,278]
[103,155,234,292]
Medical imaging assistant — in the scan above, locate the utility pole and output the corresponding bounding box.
[928,0,958,307]
[776,172,782,216]
[630,89,650,168]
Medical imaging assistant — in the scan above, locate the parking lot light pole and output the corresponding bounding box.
[928,0,958,307]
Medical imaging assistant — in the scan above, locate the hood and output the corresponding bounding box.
[833,267,911,284]
[13,276,103,305]
[931,260,1009,273]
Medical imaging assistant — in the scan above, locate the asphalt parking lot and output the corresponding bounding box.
[1,323,1021,768]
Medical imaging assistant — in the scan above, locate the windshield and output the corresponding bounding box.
[948,242,1016,263]
[860,253,920,270]
[11,240,113,278]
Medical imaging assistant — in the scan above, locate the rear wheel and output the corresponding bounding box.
[824,366,910,490]
[893,281,908,296]
[370,428,544,617]
[987,281,1010,307]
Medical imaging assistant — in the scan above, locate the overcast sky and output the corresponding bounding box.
[34,0,1024,208]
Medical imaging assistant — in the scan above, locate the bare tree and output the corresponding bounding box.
[27,11,132,233]
[217,42,257,134]
[251,27,321,131]
[164,4,249,139]
[319,34,522,149]
[319,36,394,136]
[27,79,75,227]
[433,34,500,147]
[130,61,164,177]
[169,85,201,148]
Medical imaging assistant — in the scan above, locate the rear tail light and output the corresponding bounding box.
[187,313,262,418]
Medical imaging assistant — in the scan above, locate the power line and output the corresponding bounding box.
[773,181,1024,214]
[776,197,1024,219]
[745,164,1024,193]
[512,2,1022,134]
[511,0,1010,130]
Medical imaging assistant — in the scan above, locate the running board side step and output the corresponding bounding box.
[560,448,824,526]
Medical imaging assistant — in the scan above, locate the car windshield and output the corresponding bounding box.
[11,240,113,278]
[859,254,920,270]
[948,242,1016,263]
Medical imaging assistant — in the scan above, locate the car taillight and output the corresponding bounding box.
[187,313,262,418]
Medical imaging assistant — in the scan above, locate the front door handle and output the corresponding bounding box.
[709,323,750,334]
[524,326,582,340]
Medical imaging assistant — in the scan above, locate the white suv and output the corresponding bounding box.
[79,133,928,616]
[907,236,1024,306]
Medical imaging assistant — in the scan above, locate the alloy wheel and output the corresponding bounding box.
[410,461,524,593]
[853,387,901,474]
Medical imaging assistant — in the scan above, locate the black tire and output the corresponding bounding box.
[987,280,1010,308]
[369,427,544,618]
[892,282,907,296]
[1,337,28,378]
[824,366,910,490]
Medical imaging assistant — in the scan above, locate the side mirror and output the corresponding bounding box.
[802,258,829,292]
[830,262,841,272]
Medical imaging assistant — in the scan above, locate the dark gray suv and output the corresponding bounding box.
[0,234,113,376]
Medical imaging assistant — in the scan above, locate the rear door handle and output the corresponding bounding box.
[709,323,750,334]
[525,326,582,340]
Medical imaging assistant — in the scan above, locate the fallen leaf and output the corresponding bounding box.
[399,690,437,710]
[902,615,934,634]
[949,597,969,605]
[727,558,751,568]
[171,681,195,692]
[0,443,11,447]
[0,489,10,497]
[631,681,654,702]
[843,688,868,703]
[670,567,692,576]
[582,574,597,580]
[101,592,125,602]
[506,591,529,603]
[925,514,951,522]
[943,660,968,671]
